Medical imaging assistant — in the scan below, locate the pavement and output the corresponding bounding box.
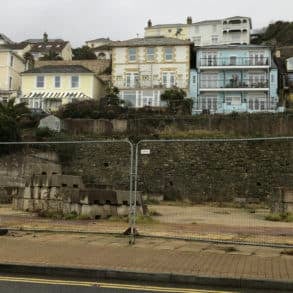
[0,276,240,293]
[0,232,292,291]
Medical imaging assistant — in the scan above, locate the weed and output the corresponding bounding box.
[265,213,293,222]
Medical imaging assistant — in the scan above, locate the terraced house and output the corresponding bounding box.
[0,34,30,102]
[20,65,105,112]
[111,37,192,107]
[145,16,251,46]
[190,45,281,114]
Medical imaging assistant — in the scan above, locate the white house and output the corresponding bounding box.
[111,37,192,108]
[145,16,251,46]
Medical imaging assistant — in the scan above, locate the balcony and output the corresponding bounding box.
[114,79,187,89]
[200,57,269,68]
[199,79,269,91]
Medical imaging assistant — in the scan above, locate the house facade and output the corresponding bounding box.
[0,37,29,101]
[111,37,191,108]
[190,45,280,114]
[20,65,105,112]
[145,16,251,46]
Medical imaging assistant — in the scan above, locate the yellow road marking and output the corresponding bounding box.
[0,276,236,293]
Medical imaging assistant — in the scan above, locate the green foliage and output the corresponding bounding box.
[57,99,100,119]
[0,99,30,121]
[23,52,35,69]
[265,212,293,222]
[72,46,97,60]
[39,50,63,61]
[161,87,193,115]
[0,114,21,144]
[99,84,125,118]
[35,127,55,139]
[252,21,293,46]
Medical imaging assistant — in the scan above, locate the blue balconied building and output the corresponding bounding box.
[190,45,282,114]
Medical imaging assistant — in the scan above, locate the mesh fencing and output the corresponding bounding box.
[0,138,292,247]
[133,138,293,247]
[0,140,133,236]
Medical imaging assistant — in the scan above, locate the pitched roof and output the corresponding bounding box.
[92,44,113,51]
[30,41,69,53]
[0,33,14,44]
[24,38,65,44]
[22,65,93,74]
[111,37,192,47]
[0,42,29,50]
[86,38,111,43]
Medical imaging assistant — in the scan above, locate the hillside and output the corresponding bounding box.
[252,21,293,47]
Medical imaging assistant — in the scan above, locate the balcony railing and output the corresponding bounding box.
[114,79,187,89]
[200,57,269,67]
[200,79,269,89]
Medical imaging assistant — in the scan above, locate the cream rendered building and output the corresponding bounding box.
[112,37,192,108]
[0,34,29,101]
[21,65,105,112]
[145,16,251,46]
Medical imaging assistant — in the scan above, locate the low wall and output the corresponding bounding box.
[63,119,127,135]
[61,114,293,137]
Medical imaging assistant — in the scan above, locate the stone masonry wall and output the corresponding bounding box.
[61,140,293,203]
[1,140,292,203]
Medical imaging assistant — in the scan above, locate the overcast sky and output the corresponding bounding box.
[1,0,292,47]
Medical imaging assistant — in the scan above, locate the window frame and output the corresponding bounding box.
[146,47,155,62]
[71,75,79,88]
[164,47,173,61]
[54,76,61,88]
[36,76,45,88]
[128,48,137,62]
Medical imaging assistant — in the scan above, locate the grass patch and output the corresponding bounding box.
[265,213,293,222]
[136,215,158,224]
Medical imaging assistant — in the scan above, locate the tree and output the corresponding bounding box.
[0,99,30,121]
[23,52,35,69]
[161,87,193,115]
[251,21,293,47]
[72,46,97,60]
[39,50,63,61]
[0,114,21,142]
[99,84,125,117]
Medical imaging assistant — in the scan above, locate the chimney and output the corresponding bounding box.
[43,32,48,43]
[187,16,192,25]
[147,19,152,28]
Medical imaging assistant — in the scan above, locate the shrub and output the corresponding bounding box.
[57,100,100,119]
[35,127,55,139]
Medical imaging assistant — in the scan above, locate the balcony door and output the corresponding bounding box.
[201,73,218,88]
[125,73,139,88]
[162,72,176,88]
